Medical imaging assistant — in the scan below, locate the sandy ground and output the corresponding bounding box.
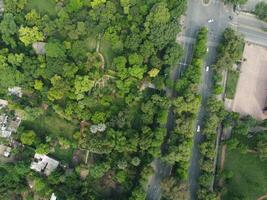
[232,43,267,120]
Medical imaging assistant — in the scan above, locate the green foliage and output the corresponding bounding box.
[0,0,188,198]
[0,13,17,47]
[89,162,110,179]
[255,2,267,22]
[224,0,247,5]
[225,70,239,99]
[223,149,267,199]
[19,26,44,46]
[45,42,66,58]
[20,130,36,145]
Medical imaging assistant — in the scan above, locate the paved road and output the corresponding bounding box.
[183,0,232,199]
[231,12,267,47]
[147,1,267,200]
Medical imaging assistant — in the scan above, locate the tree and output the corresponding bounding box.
[145,2,171,32]
[45,42,66,58]
[131,157,141,166]
[20,130,36,145]
[89,162,110,179]
[255,2,267,22]
[161,177,188,200]
[67,0,84,12]
[0,13,17,47]
[91,0,107,8]
[34,80,43,91]
[19,26,44,46]
[224,0,247,5]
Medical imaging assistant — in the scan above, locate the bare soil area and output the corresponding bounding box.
[232,43,267,120]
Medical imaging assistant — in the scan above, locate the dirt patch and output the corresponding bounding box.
[258,194,267,200]
[220,145,227,172]
[232,43,267,120]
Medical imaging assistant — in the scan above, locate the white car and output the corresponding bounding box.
[206,66,210,72]
[206,47,209,52]
[208,19,214,23]
[197,125,201,133]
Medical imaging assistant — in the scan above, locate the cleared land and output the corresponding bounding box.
[232,44,267,120]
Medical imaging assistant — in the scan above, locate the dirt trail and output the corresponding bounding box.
[220,145,227,171]
[257,194,267,200]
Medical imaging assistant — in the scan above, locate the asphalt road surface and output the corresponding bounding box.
[231,12,267,47]
[147,0,267,200]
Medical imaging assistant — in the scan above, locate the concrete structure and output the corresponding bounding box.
[30,154,59,176]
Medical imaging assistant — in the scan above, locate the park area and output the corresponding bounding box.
[231,43,267,120]
[223,149,267,199]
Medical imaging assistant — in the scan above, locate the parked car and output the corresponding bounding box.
[206,66,210,72]
[208,19,214,23]
[197,125,201,133]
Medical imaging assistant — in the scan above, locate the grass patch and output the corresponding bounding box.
[225,70,239,99]
[86,35,97,52]
[26,0,56,16]
[223,149,267,199]
[52,146,74,163]
[22,110,79,141]
[100,40,115,68]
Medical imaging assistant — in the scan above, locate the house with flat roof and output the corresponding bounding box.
[30,154,59,176]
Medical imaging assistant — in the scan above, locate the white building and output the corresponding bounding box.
[30,154,59,176]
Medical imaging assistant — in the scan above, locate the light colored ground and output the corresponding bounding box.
[232,43,267,120]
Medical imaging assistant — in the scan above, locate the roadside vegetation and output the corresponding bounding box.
[220,116,267,199]
[160,27,208,199]
[225,70,239,99]
[255,2,267,22]
[0,0,187,199]
[196,28,245,199]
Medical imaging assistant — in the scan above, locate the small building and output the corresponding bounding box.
[30,154,59,176]
[0,144,11,157]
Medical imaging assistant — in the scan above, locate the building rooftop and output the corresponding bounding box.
[30,154,59,176]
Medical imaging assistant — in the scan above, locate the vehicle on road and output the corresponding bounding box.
[207,47,209,52]
[197,125,201,133]
[208,19,214,23]
[206,66,209,72]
